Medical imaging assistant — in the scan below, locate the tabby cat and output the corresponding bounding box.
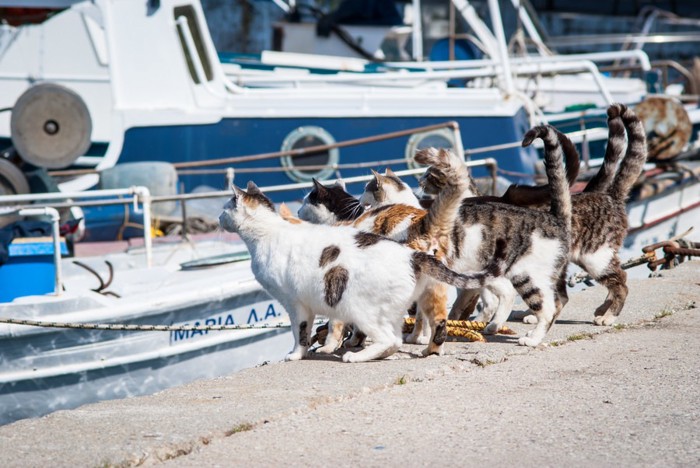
[219,181,505,362]
[416,125,573,346]
[424,103,646,327]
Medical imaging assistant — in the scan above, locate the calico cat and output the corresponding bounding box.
[359,168,423,209]
[416,124,573,347]
[298,162,468,355]
[424,103,646,328]
[219,181,506,363]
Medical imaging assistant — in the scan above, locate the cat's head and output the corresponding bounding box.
[219,181,276,232]
[297,178,363,225]
[359,168,419,208]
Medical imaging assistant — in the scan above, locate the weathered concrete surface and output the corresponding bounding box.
[1,261,698,467]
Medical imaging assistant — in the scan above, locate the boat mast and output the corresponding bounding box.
[487,0,516,95]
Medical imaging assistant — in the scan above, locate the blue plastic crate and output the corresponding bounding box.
[0,237,68,302]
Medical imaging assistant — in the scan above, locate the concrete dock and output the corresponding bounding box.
[1,261,698,467]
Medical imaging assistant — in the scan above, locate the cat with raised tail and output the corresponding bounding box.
[426,103,646,327]
[416,124,572,347]
[219,181,507,363]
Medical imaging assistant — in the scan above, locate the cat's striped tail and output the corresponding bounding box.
[610,105,647,203]
[413,147,472,241]
[501,127,580,206]
[522,125,572,233]
[584,103,627,193]
[411,239,507,289]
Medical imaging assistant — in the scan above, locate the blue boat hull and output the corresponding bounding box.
[117,113,538,200]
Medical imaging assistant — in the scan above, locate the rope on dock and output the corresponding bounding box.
[402,317,516,343]
[0,317,326,332]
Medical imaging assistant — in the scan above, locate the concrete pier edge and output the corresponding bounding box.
[1,261,698,467]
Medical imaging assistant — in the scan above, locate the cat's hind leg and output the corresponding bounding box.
[516,272,568,324]
[342,321,402,363]
[405,302,430,345]
[512,275,560,347]
[591,259,628,326]
[417,283,449,356]
[473,287,499,323]
[483,278,516,335]
[315,319,345,354]
[578,252,628,326]
[447,288,480,321]
[285,303,314,361]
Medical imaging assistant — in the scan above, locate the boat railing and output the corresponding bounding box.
[48,121,466,179]
[231,58,618,106]
[0,187,153,268]
[47,118,609,187]
[0,156,497,277]
[596,60,699,96]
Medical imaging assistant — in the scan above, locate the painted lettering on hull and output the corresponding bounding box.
[170,301,286,343]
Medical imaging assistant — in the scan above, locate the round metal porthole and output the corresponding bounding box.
[281,126,339,182]
[405,128,462,171]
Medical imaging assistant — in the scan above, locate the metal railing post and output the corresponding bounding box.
[17,207,63,296]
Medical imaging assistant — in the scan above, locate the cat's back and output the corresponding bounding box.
[570,192,628,253]
[458,198,566,237]
[353,203,426,240]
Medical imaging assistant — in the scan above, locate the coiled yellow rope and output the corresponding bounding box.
[402,317,516,343]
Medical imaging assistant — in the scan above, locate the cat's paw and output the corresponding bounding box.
[342,352,360,363]
[522,314,538,324]
[518,336,541,347]
[421,344,444,357]
[285,350,305,361]
[484,322,500,335]
[404,332,430,345]
[593,315,617,326]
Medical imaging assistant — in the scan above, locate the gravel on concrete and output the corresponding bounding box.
[1,261,698,467]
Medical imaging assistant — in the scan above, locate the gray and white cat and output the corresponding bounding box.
[417,124,573,347]
[425,104,646,327]
[219,181,506,363]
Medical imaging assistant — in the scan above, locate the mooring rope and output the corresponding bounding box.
[0,317,326,332]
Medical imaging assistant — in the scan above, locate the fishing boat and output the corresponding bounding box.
[0,0,539,200]
[0,187,297,426]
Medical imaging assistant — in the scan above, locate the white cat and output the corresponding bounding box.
[219,181,506,362]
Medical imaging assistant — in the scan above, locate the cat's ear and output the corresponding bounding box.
[278,203,293,219]
[246,180,261,195]
[385,167,397,178]
[232,184,246,198]
[334,179,347,191]
[312,178,327,192]
[370,169,382,186]
[279,203,303,224]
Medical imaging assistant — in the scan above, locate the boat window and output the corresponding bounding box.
[280,127,339,183]
[174,5,213,84]
[405,128,458,171]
